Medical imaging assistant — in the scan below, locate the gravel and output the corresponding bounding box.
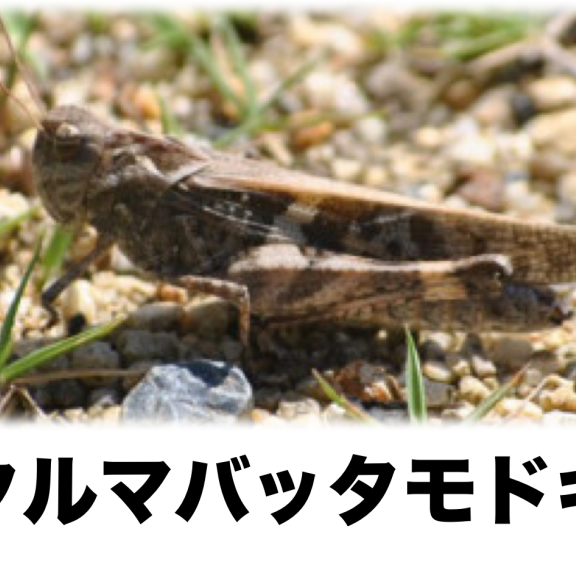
[2,11,576,425]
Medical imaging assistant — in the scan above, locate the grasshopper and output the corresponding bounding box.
[1,16,575,348]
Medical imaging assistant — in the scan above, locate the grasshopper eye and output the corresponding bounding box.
[55,122,81,141]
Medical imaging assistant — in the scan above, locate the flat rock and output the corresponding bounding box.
[115,329,180,363]
[127,302,183,332]
[122,361,253,423]
[70,341,121,386]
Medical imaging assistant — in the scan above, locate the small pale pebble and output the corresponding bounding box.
[91,406,121,423]
[302,71,368,114]
[62,408,88,422]
[124,46,175,82]
[446,134,495,167]
[87,405,104,419]
[94,273,156,299]
[471,86,514,127]
[353,116,387,145]
[541,329,570,350]
[539,386,576,412]
[447,356,471,378]
[495,398,542,420]
[421,338,449,360]
[0,190,30,219]
[424,379,455,408]
[540,374,573,391]
[527,109,576,155]
[482,377,499,391]
[413,127,444,149]
[108,248,138,274]
[441,402,475,421]
[423,360,453,384]
[526,76,576,111]
[289,16,364,59]
[0,291,30,318]
[471,355,497,378]
[517,384,534,398]
[542,411,576,425]
[61,280,98,325]
[459,375,490,404]
[321,403,351,424]
[423,332,455,353]
[276,398,321,420]
[156,283,188,304]
[530,150,571,182]
[331,157,362,182]
[362,165,388,188]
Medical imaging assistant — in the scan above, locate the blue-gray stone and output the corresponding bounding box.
[121,361,253,423]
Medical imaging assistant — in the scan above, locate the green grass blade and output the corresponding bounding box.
[464,364,529,423]
[35,225,74,291]
[261,52,324,114]
[158,93,184,136]
[405,327,427,423]
[1,11,39,97]
[0,315,126,387]
[312,369,378,424]
[126,2,188,47]
[145,10,251,121]
[0,240,42,371]
[77,2,107,34]
[0,2,28,44]
[0,207,38,244]
[190,32,246,117]
[216,15,258,120]
[215,51,323,146]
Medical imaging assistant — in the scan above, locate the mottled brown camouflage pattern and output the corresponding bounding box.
[32,105,574,334]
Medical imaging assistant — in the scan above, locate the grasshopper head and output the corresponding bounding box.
[32,105,109,225]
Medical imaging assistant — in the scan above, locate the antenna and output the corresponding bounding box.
[0,14,46,130]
